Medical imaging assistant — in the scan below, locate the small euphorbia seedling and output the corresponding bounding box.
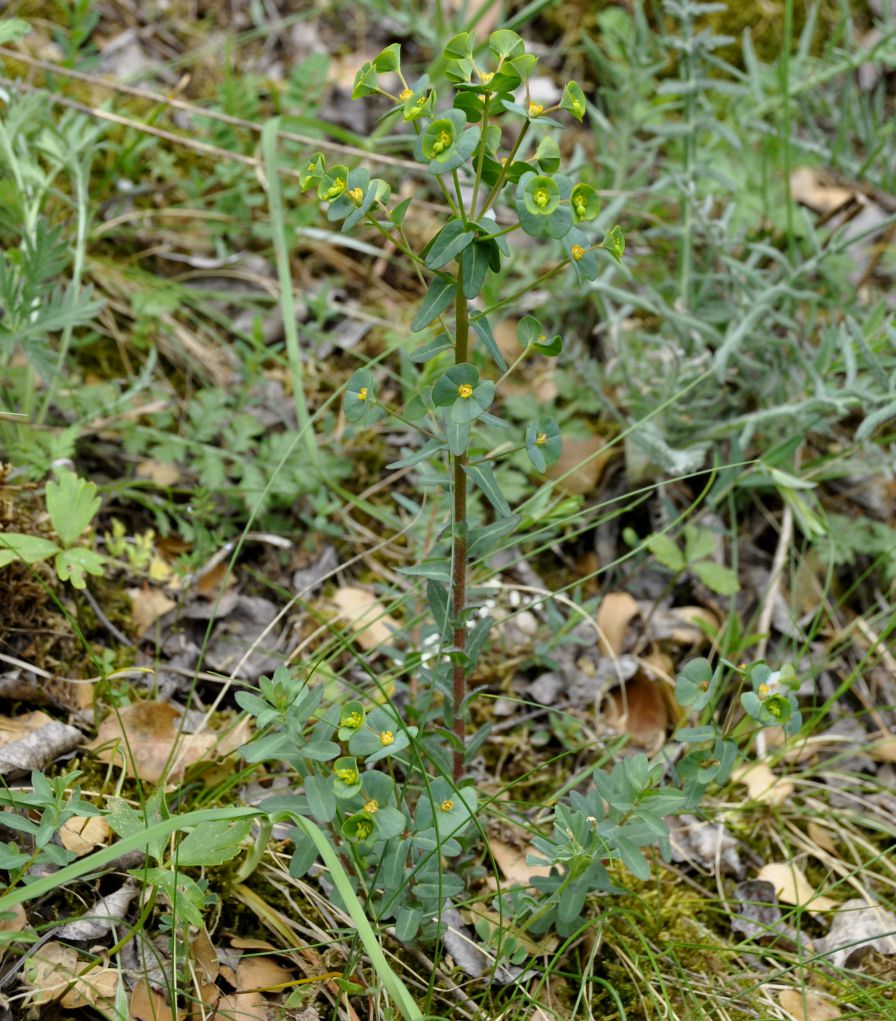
[302,31,625,778]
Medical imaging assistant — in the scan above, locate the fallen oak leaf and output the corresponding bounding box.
[757,861,839,913]
[88,702,216,783]
[777,987,841,1021]
[330,586,400,653]
[58,815,110,856]
[732,761,794,806]
[595,591,639,656]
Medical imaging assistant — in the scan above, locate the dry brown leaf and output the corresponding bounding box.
[237,954,294,992]
[640,649,685,728]
[229,937,278,950]
[756,862,839,913]
[488,838,553,888]
[24,941,118,1010]
[638,603,719,646]
[0,902,27,961]
[668,814,743,876]
[131,978,183,1021]
[189,980,221,1021]
[136,458,182,486]
[732,761,794,806]
[545,434,611,496]
[790,166,855,215]
[89,701,216,782]
[213,991,269,1021]
[129,585,176,638]
[192,927,219,985]
[778,988,841,1021]
[59,814,109,855]
[807,821,839,856]
[215,715,253,757]
[595,592,639,656]
[331,586,399,652]
[0,710,54,743]
[869,734,896,763]
[607,674,669,753]
[196,557,237,598]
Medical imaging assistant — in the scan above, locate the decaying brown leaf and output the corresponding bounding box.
[237,953,294,992]
[136,457,182,486]
[806,820,839,856]
[131,977,184,1021]
[331,586,399,652]
[869,734,896,763]
[0,709,54,742]
[637,603,719,646]
[213,990,269,1020]
[23,940,119,1011]
[545,434,611,496]
[56,880,138,942]
[777,988,841,1021]
[790,166,855,215]
[595,591,639,656]
[89,701,217,782]
[488,838,554,888]
[606,674,670,752]
[732,761,794,805]
[756,862,839,913]
[731,880,809,951]
[59,814,110,855]
[0,903,27,960]
[668,814,743,876]
[129,584,176,638]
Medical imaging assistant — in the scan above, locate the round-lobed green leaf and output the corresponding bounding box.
[535,136,561,174]
[432,363,479,406]
[344,369,376,424]
[525,416,562,472]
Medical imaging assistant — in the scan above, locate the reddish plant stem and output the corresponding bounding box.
[451,264,469,780]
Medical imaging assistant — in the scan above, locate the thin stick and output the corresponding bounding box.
[755,503,793,662]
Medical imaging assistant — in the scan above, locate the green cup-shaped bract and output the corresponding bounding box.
[318,165,348,202]
[571,183,601,222]
[521,174,560,216]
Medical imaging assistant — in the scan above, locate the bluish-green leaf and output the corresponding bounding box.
[463,461,511,517]
[461,241,492,299]
[471,314,507,370]
[386,438,448,470]
[412,276,455,332]
[424,220,475,270]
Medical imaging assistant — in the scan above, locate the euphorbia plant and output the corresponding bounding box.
[303,31,624,778]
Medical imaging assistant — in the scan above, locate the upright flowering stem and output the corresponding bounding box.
[451,256,469,780]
